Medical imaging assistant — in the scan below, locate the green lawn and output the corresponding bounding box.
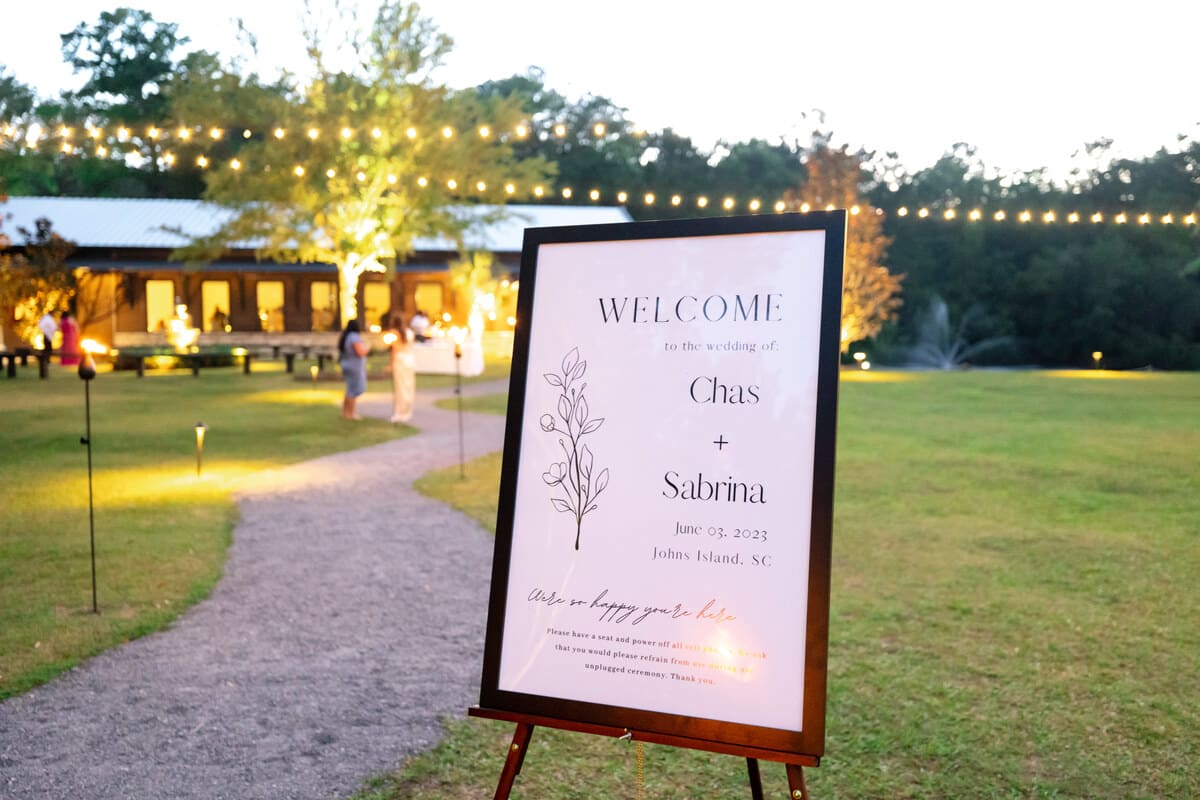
[0,362,413,699]
[389,369,1200,799]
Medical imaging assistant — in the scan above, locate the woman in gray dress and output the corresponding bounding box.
[337,319,370,420]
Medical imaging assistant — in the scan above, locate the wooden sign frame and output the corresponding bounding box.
[475,212,845,791]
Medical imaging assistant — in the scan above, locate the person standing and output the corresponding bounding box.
[58,310,80,366]
[386,315,416,423]
[37,311,58,357]
[337,318,370,420]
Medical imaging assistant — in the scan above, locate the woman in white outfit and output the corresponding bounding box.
[386,315,416,423]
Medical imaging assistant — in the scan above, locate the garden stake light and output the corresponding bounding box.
[310,364,318,388]
[194,422,207,478]
[78,339,105,614]
[453,331,466,478]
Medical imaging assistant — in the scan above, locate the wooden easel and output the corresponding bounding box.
[469,708,814,800]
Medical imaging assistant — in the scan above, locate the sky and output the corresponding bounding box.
[4,0,1198,182]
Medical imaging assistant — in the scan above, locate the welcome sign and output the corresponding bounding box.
[479,212,845,760]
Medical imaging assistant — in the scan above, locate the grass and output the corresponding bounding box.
[375,369,1200,799]
[0,361,413,699]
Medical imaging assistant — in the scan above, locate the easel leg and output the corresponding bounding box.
[785,764,809,800]
[493,722,535,800]
[746,757,765,800]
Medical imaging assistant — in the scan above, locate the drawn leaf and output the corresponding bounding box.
[558,394,571,422]
[562,347,580,376]
[595,468,610,493]
[581,443,594,477]
[581,417,605,434]
[544,372,563,387]
[578,397,590,425]
[551,498,573,513]
[573,360,587,379]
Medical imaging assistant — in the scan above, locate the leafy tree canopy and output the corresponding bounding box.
[169,1,553,321]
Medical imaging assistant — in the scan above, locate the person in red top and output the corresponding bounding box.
[58,310,80,366]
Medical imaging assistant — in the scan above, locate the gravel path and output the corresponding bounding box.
[0,380,509,800]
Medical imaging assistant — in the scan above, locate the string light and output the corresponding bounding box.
[446,178,458,190]
[800,202,811,213]
[326,168,337,178]
[17,117,1195,226]
[417,176,428,187]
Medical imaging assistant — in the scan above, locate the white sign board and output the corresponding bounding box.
[480,213,844,758]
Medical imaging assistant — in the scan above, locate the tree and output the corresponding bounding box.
[0,209,76,346]
[60,8,186,125]
[475,68,644,204]
[170,1,552,321]
[783,136,903,349]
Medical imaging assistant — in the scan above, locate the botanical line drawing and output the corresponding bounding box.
[539,347,609,550]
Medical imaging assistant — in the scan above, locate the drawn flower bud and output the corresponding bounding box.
[542,461,567,485]
[539,414,555,432]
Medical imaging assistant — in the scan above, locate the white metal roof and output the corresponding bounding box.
[0,196,632,253]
